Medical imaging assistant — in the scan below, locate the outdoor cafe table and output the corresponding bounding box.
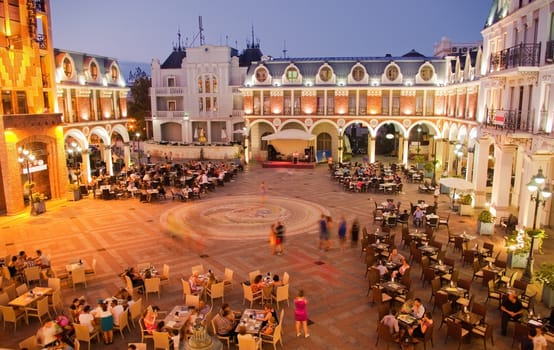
[374,230,390,239]
[9,287,52,308]
[409,231,427,241]
[495,286,523,299]
[396,300,418,327]
[482,264,505,277]
[163,305,191,331]
[440,285,468,300]
[418,245,439,256]
[236,309,264,334]
[453,232,476,242]
[451,310,483,327]
[429,263,452,276]
[371,242,389,252]
[382,281,407,296]
[65,260,90,273]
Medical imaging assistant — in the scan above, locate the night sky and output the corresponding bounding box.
[51,0,492,63]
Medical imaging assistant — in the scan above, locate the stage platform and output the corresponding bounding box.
[262,161,316,169]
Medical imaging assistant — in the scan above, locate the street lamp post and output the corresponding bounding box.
[67,142,82,185]
[338,127,343,164]
[18,147,36,212]
[135,132,141,167]
[431,136,438,187]
[522,168,551,282]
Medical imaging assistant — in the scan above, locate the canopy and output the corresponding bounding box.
[439,177,473,191]
[262,129,315,141]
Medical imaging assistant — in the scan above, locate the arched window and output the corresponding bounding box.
[63,58,72,78]
[197,74,218,113]
[90,62,98,80]
[317,132,332,151]
[111,66,119,81]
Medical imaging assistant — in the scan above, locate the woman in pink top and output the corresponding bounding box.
[294,290,309,338]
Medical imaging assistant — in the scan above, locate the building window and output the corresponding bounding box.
[352,66,365,82]
[420,65,434,81]
[2,91,13,114]
[317,132,332,152]
[90,62,98,80]
[286,68,299,82]
[386,66,399,81]
[319,66,332,82]
[199,97,204,112]
[197,74,218,113]
[63,58,72,78]
[168,101,176,111]
[111,66,119,81]
[168,77,175,87]
[16,91,27,114]
[255,67,268,83]
[198,77,203,93]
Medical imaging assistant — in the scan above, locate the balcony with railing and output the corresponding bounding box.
[36,34,47,50]
[155,110,186,119]
[489,43,541,72]
[34,0,45,12]
[483,108,534,132]
[152,87,184,96]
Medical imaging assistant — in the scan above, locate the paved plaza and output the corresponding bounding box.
[0,161,552,349]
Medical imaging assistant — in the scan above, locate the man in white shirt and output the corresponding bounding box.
[411,298,425,319]
[110,300,124,326]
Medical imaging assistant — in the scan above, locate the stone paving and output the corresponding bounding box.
[0,161,552,349]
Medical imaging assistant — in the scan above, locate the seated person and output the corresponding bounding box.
[143,306,159,334]
[388,248,405,265]
[408,312,433,339]
[385,200,396,212]
[398,210,410,223]
[125,267,144,290]
[411,298,425,319]
[500,291,524,336]
[78,305,96,333]
[189,271,205,294]
[257,303,278,329]
[212,309,237,341]
[36,320,63,347]
[375,260,389,279]
[237,325,259,342]
[380,312,399,335]
[69,298,85,322]
[34,249,50,269]
[7,256,18,278]
[251,274,264,294]
[413,207,424,227]
[261,315,277,336]
[391,258,410,280]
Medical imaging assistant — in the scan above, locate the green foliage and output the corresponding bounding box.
[478,210,494,223]
[24,181,35,190]
[127,67,151,135]
[535,263,554,288]
[413,154,425,164]
[459,194,472,205]
[68,183,80,191]
[31,192,45,203]
[423,162,434,172]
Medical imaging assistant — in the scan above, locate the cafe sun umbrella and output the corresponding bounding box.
[439,177,474,201]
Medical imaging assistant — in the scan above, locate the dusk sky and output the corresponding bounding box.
[51,0,492,63]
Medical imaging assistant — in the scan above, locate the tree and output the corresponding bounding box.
[127,67,151,138]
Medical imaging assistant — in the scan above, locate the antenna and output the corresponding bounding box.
[199,16,205,45]
[283,40,288,59]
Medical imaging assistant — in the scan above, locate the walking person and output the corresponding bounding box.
[259,181,267,204]
[268,223,277,256]
[318,214,329,251]
[99,302,114,344]
[338,216,347,251]
[294,290,309,338]
[350,217,360,247]
[274,220,285,255]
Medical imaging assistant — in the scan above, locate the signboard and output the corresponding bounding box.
[494,111,505,125]
[21,163,47,174]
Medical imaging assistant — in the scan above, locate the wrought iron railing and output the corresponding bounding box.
[483,108,534,132]
[36,34,47,49]
[489,43,541,71]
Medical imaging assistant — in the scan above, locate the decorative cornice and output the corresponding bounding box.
[301,90,316,97]
[335,90,348,97]
[367,90,382,96]
[270,90,283,97]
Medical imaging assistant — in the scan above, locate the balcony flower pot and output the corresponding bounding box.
[477,210,495,236]
[67,183,81,201]
[535,263,554,307]
[458,194,473,216]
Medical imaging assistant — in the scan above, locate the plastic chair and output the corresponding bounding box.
[0,305,28,332]
[113,309,130,338]
[223,268,234,289]
[144,277,161,300]
[25,296,50,325]
[74,323,100,350]
[242,283,262,308]
[272,284,290,310]
[206,281,225,306]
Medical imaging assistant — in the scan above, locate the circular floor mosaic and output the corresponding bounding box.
[160,195,329,241]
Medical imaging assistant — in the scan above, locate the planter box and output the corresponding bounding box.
[67,190,81,201]
[507,251,528,269]
[459,204,473,216]
[31,201,46,216]
[542,284,554,308]
[478,222,495,236]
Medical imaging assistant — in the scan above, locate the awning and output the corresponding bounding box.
[439,177,473,191]
[262,129,315,141]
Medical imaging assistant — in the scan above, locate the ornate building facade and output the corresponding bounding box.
[479,0,554,228]
[0,0,65,215]
[54,49,130,183]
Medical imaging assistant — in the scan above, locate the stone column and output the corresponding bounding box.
[369,136,376,163]
[398,136,404,164]
[402,139,409,165]
[491,144,517,209]
[446,142,455,175]
[472,137,493,208]
[511,146,525,207]
[123,144,131,172]
[518,153,552,228]
[465,150,474,183]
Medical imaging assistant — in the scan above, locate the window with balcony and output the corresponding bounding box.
[167,77,175,87]
[63,58,72,78]
[168,101,176,111]
[2,91,13,114]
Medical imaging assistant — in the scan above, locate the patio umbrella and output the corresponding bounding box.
[439,177,473,203]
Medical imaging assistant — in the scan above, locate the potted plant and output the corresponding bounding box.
[67,182,81,201]
[505,229,530,269]
[30,192,46,215]
[413,154,425,169]
[477,209,495,235]
[536,263,554,307]
[458,193,473,216]
[423,162,434,178]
